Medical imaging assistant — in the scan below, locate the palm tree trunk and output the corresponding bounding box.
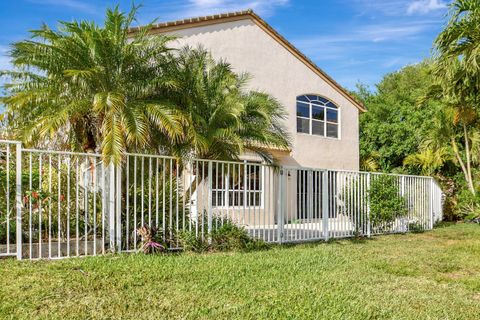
[451,134,475,195]
[463,123,476,195]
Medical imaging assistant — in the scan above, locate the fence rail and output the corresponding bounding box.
[0,142,444,260]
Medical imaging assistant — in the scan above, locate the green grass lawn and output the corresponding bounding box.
[1,224,479,320]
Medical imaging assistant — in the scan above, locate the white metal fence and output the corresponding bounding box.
[0,141,444,260]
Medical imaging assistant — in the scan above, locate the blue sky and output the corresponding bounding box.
[0,0,450,90]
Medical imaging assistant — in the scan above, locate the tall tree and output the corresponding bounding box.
[420,82,480,194]
[1,7,291,165]
[431,0,480,194]
[357,62,441,172]
[1,6,182,164]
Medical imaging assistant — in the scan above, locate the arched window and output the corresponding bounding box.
[296,95,339,138]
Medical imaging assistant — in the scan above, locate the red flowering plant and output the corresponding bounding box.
[136,226,165,254]
[23,190,52,209]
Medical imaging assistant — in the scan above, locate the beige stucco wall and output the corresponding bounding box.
[159,18,360,171]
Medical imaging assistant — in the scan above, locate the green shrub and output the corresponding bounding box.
[408,221,425,233]
[210,222,269,251]
[178,219,269,253]
[0,219,16,244]
[368,174,407,231]
[178,230,209,252]
[456,189,480,221]
[210,222,250,251]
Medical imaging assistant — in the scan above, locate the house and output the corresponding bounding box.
[2,11,441,260]
[129,10,366,230]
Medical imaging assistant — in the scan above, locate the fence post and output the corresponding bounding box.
[15,142,22,260]
[276,168,284,244]
[243,160,247,226]
[108,163,116,252]
[322,170,329,241]
[115,164,122,251]
[207,161,213,239]
[401,175,406,232]
[366,172,371,238]
[430,178,434,230]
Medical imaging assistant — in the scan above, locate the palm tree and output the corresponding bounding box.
[403,148,450,176]
[414,101,479,193]
[1,5,182,164]
[360,151,380,172]
[434,0,480,104]
[161,47,291,163]
[435,0,480,72]
[429,0,480,194]
[1,7,290,165]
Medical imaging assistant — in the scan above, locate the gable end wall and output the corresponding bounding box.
[162,18,359,170]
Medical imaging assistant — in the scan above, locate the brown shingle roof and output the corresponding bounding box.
[129,9,365,112]
[129,10,255,33]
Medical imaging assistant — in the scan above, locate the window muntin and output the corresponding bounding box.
[211,163,263,207]
[296,95,339,138]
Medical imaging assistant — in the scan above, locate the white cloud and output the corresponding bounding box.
[152,0,289,21]
[362,24,429,42]
[290,1,446,88]
[190,0,228,6]
[350,0,447,17]
[382,57,420,68]
[291,19,431,87]
[293,21,432,51]
[407,0,447,15]
[27,0,98,14]
[350,0,410,16]
[136,0,289,26]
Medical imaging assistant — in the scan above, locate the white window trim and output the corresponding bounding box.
[211,165,264,209]
[296,97,341,140]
